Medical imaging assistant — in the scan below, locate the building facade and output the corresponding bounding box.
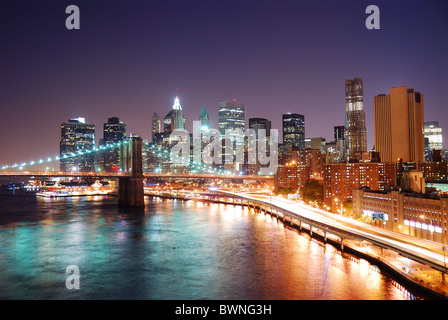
[60,117,95,172]
[353,182,448,244]
[171,96,185,131]
[373,86,425,163]
[424,121,443,151]
[344,78,367,161]
[282,113,305,150]
[323,162,397,211]
[198,104,210,132]
[151,112,161,141]
[218,100,245,173]
[101,117,126,172]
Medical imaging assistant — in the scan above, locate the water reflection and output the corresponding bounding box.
[0,192,419,299]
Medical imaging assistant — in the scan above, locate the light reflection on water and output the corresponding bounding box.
[0,192,416,299]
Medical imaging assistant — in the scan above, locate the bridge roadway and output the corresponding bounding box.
[0,171,273,181]
[217,190,448,274]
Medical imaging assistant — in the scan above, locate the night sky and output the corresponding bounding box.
[1,0,447,168]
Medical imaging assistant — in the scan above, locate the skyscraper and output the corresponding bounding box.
[198,103,210,131]
[104,117,126,143]
[218,100,245,136]
[344,78,367,161]
[161,97,187,173]
[152,112,161,140]
[334,125,346,162]
[102,117,126,172]
[218,100,245,172]
[334,125,345,141]
[248,118,272,175]
[171,96,185,131]
[249,118,271,138]
[60,117,95,172]
[424,121,443,151]
[282,113,305,150]
[373,86,425,163]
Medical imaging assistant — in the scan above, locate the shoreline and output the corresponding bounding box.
[146,193,448,300]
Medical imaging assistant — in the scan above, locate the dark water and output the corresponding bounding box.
[0,191,415,300]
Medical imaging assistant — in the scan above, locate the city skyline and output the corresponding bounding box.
[1,0,447,167]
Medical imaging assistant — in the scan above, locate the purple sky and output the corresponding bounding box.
[1,0,447,168]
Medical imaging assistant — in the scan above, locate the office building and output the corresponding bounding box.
[171,96,185,131]
[102,117,126,172]
[323,162,397,212]
[353,171,447,244]
[345,78,367,161]
[282,113,305,150]
[60,117,95,172]
[248,118,272,175]
[424,121,443,151]
[373,86,424,163]
[198,104,210,132]
[152,112,161,141]
[334,125,346,141]
[249,118,271,138]
[218,100,245,172]
[218,100,245,136]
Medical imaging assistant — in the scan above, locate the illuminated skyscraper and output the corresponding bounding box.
[218,100,245,172]
[60,117,95,172]
[373,86,425,163]
[249,118,271,138]
[102,117,126,172]
[344,78,367,161]
[424,121,443,151]
[198,103,210,131]
[151,112,161,140]
[249,118,272,175]
[282,113,305,150]
[171,96,185,131]
[218,100,245,136]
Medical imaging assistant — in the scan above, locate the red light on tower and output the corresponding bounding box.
[233,99,236,102]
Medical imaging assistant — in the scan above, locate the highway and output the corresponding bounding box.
[219,191,448,273]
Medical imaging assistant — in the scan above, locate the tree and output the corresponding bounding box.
[274,187,295,196]
[300,179,323,204]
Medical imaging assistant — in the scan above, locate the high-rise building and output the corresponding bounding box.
[334,125,345,141]
[163,110,173,133]
[171,96,185,131]
[373,86,425,163]
[198,104,210,132]
[60,117,95,172]
[102,117,126,172]
[424,121,443,151]
[218,100,245,136]
[344,78,367,161]
[104,117,126,143]
[249,118,271,138]
[218,100,245,172]
[163,97,185,134]
[161,97,188,173]
[248,118,272,175]
[152,112,161,140]
[282,113,305,150]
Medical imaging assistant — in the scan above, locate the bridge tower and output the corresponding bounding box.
[118,136,144,206]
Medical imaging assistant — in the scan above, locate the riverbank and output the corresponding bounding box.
[146,192,448,300]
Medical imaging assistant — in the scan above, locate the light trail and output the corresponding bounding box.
[219,191,448,271]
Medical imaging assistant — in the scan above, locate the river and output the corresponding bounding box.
[0,190,418,299]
